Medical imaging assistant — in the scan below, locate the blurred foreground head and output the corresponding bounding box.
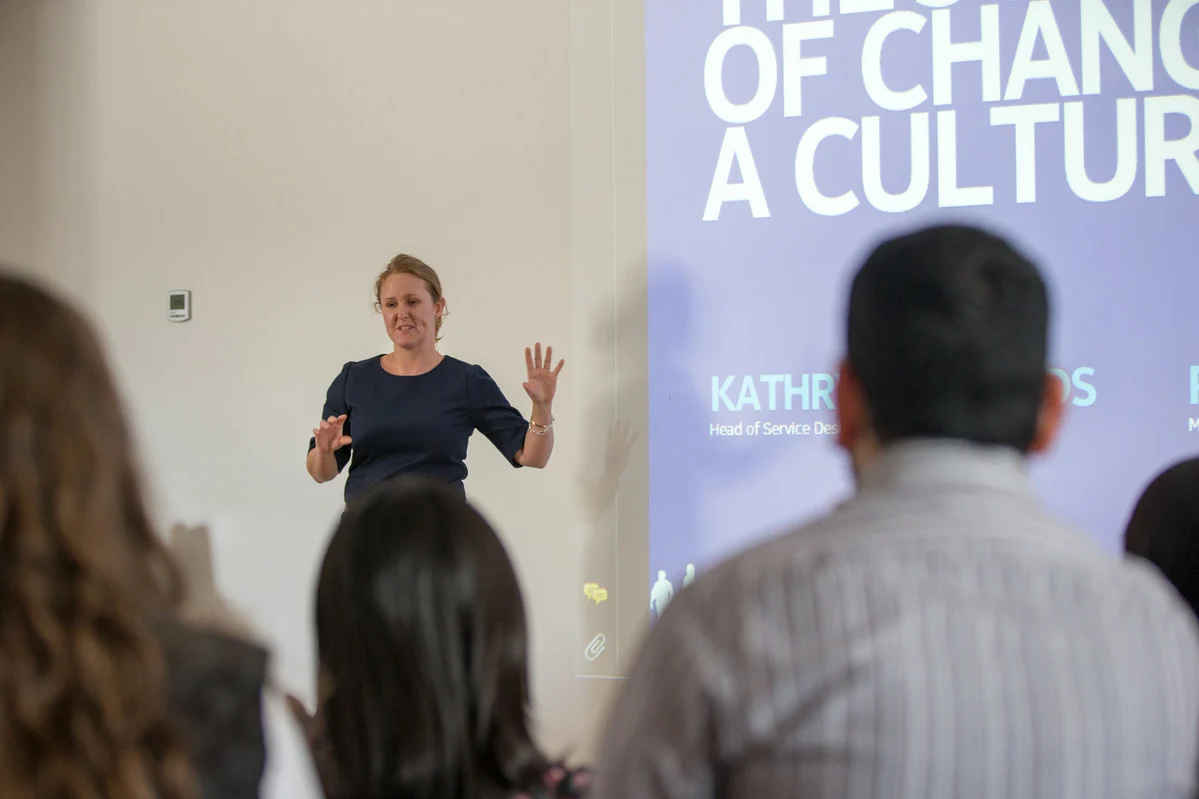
[1126,457,1199,618]
[0,270,193,799]
[316,476,549,799]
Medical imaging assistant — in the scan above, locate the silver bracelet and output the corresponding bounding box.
[530,415,555,436]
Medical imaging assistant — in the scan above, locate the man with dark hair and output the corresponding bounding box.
[844,224,1050,455]
[593,225,1199,799]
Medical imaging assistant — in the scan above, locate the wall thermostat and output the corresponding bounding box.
[168,290,191,322]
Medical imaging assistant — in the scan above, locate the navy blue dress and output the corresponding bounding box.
[308,355,528,502]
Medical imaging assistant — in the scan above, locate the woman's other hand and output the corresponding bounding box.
[313,415,351,452]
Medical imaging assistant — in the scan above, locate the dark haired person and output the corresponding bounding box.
[290,477,589,799]
[1126,457,1199,617]
[592,225,1199,799]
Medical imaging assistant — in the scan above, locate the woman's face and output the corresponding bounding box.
[379,272,443,351]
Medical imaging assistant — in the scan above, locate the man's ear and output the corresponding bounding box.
[1028,371,1066,454]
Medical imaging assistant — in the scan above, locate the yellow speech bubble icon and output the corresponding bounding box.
[583,582,608,605]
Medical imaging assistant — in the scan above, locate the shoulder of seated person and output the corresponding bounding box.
[149,614,270,683]
[149,616,274,798]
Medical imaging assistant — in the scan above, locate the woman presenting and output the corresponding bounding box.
[306,254,564,503]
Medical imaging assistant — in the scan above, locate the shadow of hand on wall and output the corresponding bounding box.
[578,421,639,525]
[575,260,651,680]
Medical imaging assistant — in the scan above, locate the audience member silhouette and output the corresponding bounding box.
[592,224,1199,799]
[1126,457,1199,617]
[290,476,590,799]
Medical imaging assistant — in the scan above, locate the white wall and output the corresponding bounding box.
[1,0,649,762]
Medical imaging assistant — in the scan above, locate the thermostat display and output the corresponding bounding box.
[168,290,191,322]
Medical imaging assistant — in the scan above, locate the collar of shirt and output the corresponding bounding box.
[858,438,1035,500]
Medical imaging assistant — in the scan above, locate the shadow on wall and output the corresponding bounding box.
[577,268,643,622]
[628,264,775,623]
[572,260,781,759]
[577,266,649,532]
[566,259,648,760]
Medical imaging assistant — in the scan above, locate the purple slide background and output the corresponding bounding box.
[646,1,1199,599]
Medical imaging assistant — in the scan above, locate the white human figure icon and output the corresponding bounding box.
[650,570,674,616]
[683,563,695,587]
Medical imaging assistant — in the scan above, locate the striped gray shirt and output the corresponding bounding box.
[593,440,1199,799]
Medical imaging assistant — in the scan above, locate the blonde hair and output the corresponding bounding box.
[374,254,447,340]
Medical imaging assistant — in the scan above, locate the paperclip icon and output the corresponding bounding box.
[584,634,607,662]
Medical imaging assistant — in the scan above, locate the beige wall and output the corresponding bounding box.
[0,0,648,762]
[0,0,97,294]
[0,0,35,267]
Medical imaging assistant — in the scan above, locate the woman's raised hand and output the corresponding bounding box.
[522,343,565,405]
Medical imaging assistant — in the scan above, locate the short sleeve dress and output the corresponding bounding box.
[308,355,528,502]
